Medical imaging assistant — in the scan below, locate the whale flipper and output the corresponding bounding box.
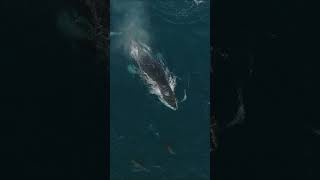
[127,64,139,74]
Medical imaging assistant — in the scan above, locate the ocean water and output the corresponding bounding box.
[110,0,210,179]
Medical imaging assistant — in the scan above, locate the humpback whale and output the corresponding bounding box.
[129,40,178,110]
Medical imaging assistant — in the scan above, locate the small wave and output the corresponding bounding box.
[110,31,122,36]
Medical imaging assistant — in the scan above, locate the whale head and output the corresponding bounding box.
[160,85,178,111]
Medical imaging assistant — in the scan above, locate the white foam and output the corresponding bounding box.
[168,71,177,91]
[180,89,187,103]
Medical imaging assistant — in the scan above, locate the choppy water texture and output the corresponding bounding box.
[110,0,210,179]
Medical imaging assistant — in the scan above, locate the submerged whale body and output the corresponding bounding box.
[129,40,178,110]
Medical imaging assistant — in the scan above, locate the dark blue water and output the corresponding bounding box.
[110,1,210,179]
